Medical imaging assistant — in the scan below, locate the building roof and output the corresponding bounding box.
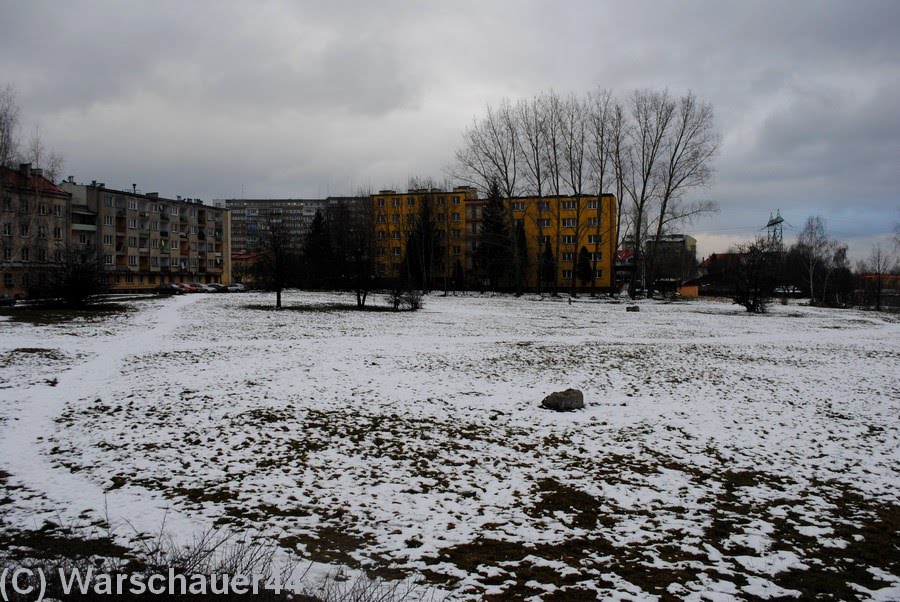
[0,165,70,198]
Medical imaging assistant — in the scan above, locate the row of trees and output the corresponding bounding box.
[730,216,899,312]
[450,87,720,298]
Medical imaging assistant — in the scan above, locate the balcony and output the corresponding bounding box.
[72,223,97,232]
[160,230,169,238]
[160,212,169,221]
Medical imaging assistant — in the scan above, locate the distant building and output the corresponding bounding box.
[221,197,367,254]
[60,180,231,291]
[645,234,698,291]
[1,164,72,297]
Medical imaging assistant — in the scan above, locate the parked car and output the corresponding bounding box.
[206,283,227,293]
[156,283,185,295]
[176,282,201,293]
[226,283,246,292]
[0,293,15,307]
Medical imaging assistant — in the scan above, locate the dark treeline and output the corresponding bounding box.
[729,216,899,313]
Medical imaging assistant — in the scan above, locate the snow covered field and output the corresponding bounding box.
[1,292,898,600]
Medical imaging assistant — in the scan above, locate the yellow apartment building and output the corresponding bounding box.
[372,186,478,283]
[466,194,617,291]
[374,187,616,291]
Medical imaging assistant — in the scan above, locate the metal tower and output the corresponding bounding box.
[765,210,784,245]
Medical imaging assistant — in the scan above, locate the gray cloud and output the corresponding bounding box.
[1,1,898,260]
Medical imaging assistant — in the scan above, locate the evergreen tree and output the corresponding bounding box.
[475,179,511,290]
[303,209,332,289]
[540,243,556,290]
[403,199,441,291]
[576,246,592,287]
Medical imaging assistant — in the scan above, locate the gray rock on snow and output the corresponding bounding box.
[541,389,585,411]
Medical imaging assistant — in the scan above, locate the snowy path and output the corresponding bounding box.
[0,295,206,538]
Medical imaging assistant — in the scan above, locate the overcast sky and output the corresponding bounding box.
[2,1,898,259]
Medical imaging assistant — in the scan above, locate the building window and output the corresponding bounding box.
[437,212,446,222]
[594,269,603,278]
[563,269,573,280]
[1,223,9,236]
[590,252,602,262]
[451,229,460,238]
[128,218,137,229]
[2,248,10,261]
[452,212,460,222]
[105,254,114,265]
[19,224,28,236]
[128,236,137,247]
[512,201,525,212]
[54,227,63,240]
[3,273,11,287]
[407,197,415,207]
[539,218,550,228]
[19,199,28,213]
[54,204,62,216]
[392,246,401,256]
[437,196,446,205]
[392,198,400,208]
[537,201,550,212]
[104,215,114,226]
[537,235,549,244]
[587,217,599,227]
[588,234,600,244]
[376,198,385,207]
[1,196,10,211]
[562,218,576,227]
[129,199,138,210]
[392,214,400,224]
[452,196,460,205]
[38,203,47,215]
[104,195,114,207]
[21,248,29,261]
[103,234,113,245]
[562,252,574,262]
[391,231,400,240]
[128,256,138,266]
[37,226,47,239]
[38,248,48,261]
[126,275,134,284]
[587,200,598,209]
[562,235,575,244]
[562,201,576,210]
[452,245,461,255]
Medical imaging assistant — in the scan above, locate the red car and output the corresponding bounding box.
[175,282,201,293]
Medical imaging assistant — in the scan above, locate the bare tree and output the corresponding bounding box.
[857,243,896,311]
[794,216,835,304]
[624,89,675,297]
[559,93,590,297]
[586,87,613,296]
[0,84,20,168]
[731,237,780,313]
[255,216,296,309]
[646,91,720,297]
[514,96,550,293]
[608,99,630,293]
[451,100,527,294]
